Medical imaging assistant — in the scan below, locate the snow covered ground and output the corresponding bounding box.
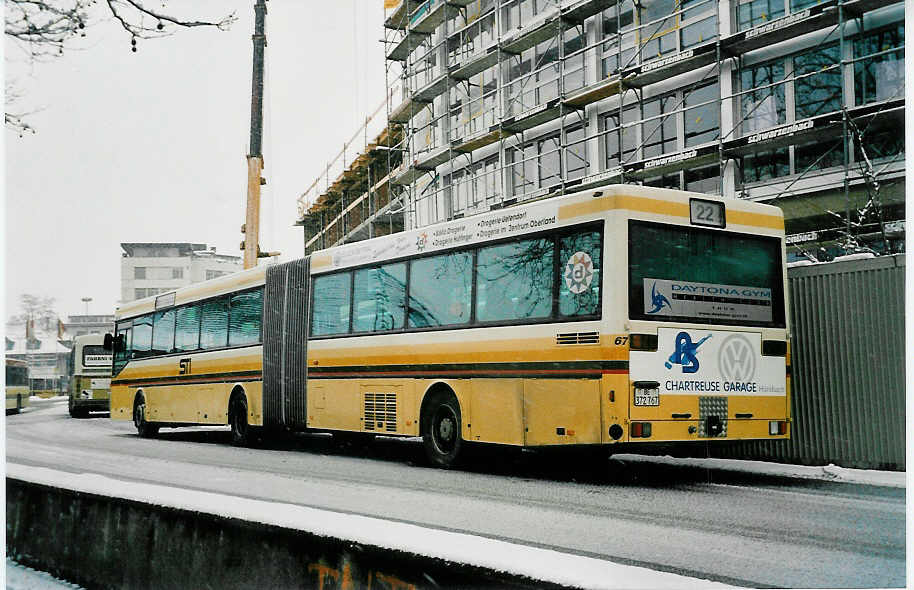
[8,463,736,590]
[613,453,906,488]
[5,559,84,590]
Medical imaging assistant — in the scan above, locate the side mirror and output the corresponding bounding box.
[103,333,113,351]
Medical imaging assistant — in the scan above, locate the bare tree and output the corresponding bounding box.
[9,294,58,331]
[5,0,237,132]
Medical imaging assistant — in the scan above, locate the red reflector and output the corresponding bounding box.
[779,421,787,435]
[631,422,643,438]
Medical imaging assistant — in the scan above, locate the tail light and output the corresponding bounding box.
[631,422,652,438]
[769,421,787,435]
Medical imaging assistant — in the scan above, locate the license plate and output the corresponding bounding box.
[634,391,660,406]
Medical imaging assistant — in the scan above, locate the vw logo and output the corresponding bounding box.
[718,335,756,382]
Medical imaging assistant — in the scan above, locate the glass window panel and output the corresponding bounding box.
[152,309,175,355]
[794,44,841,119]
[854,25,905,105]
[312,273,352,336]
[681,16,716,48]
[408,252,472,328]
[200,297,229,349]
[538,135,561,188]
[738,0,785,31]
[559,231,602,317]
[131,315,153,357]
[684,165,720,194]
[174,304,201,352]
[856,127,904,161]
[476,238,554,322]
[114,322,132,373]
[795,140,843,172]
[642,95,677,158]
[684,83,719,147]
[229,288,263,346]
[629,220,785,327]
[353,263,407,333]
[741,148,789,183]
[740,61,787,133]
[566,126,588,180]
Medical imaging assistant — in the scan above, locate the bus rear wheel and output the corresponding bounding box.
[421,391,462,468]
[229,395,253,447]
[14,395,22,414]
[133,395,158,438]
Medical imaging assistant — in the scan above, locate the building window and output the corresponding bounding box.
[740,60,787,134]
[794,43,841,120]
[205,270,228,280]
[642,94,678,158]
[737,0,785,31]
[565,125,589,181]
[135,267,146,279]
[601,106,639,169]
[741,148,790,183]
[684,82,720,147]
[854,24,904,105]
[172,267,184,279]
[538,134,562,189]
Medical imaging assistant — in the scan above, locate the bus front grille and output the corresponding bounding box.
[364,392,397,433]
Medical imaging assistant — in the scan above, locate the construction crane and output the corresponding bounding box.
[241,0,278,269]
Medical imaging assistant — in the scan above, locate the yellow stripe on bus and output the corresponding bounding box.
[558,194,783,230]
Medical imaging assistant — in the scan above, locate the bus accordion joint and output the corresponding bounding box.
[629,333,658,351]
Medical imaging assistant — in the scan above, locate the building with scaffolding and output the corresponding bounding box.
[297,0,904,260]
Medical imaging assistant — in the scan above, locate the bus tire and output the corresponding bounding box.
[421,390,463,468]
[229,394,253,447]
[133,394,158,438]
[14,395,22,414]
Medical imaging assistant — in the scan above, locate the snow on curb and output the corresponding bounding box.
[7,464,736,590]
[6,558,85,590]
[613,454,906,488]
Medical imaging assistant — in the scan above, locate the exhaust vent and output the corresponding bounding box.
[556,331,600,345]
[364,392,397,433]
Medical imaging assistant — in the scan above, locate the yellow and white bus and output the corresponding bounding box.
[109,185,790,466]
[68,334,112,418]
[6,358,30,414]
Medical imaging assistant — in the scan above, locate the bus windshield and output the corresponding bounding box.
[628,220,785,327]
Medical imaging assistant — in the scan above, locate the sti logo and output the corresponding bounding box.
[665,332,711,374]
[647,281,672,314]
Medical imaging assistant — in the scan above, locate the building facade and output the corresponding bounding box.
[62,315,115,339]
[298,0,904,261]
[120,243,243,303]
[5,327,71,394]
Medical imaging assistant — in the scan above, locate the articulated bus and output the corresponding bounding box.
[68,334,112,417]
[109,185,790,467]
[6,358,29,414]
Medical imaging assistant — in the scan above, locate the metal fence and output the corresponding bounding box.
[713,254,906,470]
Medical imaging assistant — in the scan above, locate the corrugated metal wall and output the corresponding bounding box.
[713,254,906,470]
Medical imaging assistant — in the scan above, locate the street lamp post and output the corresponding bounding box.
[81,297,92,316]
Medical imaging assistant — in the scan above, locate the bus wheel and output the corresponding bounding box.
[421,391,462,468]
[229,395,252,447]
[133,395,159,438]
[14,395,22,414]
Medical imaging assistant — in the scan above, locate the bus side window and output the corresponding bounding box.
[229,288,263,346]
[353,263,406,333]
[476,238,553,322]
[558,230,602,317]
[408,251,472,328]
[175,304,202,352]
[153,308,176,355]
[132,315,153,358]
[201,297,230,349]
[311,273,352,336]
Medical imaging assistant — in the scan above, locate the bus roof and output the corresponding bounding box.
[116,265,267,321]
[308,184,785,275]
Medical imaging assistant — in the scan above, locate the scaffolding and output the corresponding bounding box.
[296,0,905,259]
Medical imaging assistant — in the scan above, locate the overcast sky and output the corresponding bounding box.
[5,1,386,320]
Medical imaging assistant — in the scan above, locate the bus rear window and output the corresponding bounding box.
[628,220,785,327]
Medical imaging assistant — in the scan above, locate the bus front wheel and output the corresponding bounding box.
[421,391,463,468]
[133,395,159,438]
